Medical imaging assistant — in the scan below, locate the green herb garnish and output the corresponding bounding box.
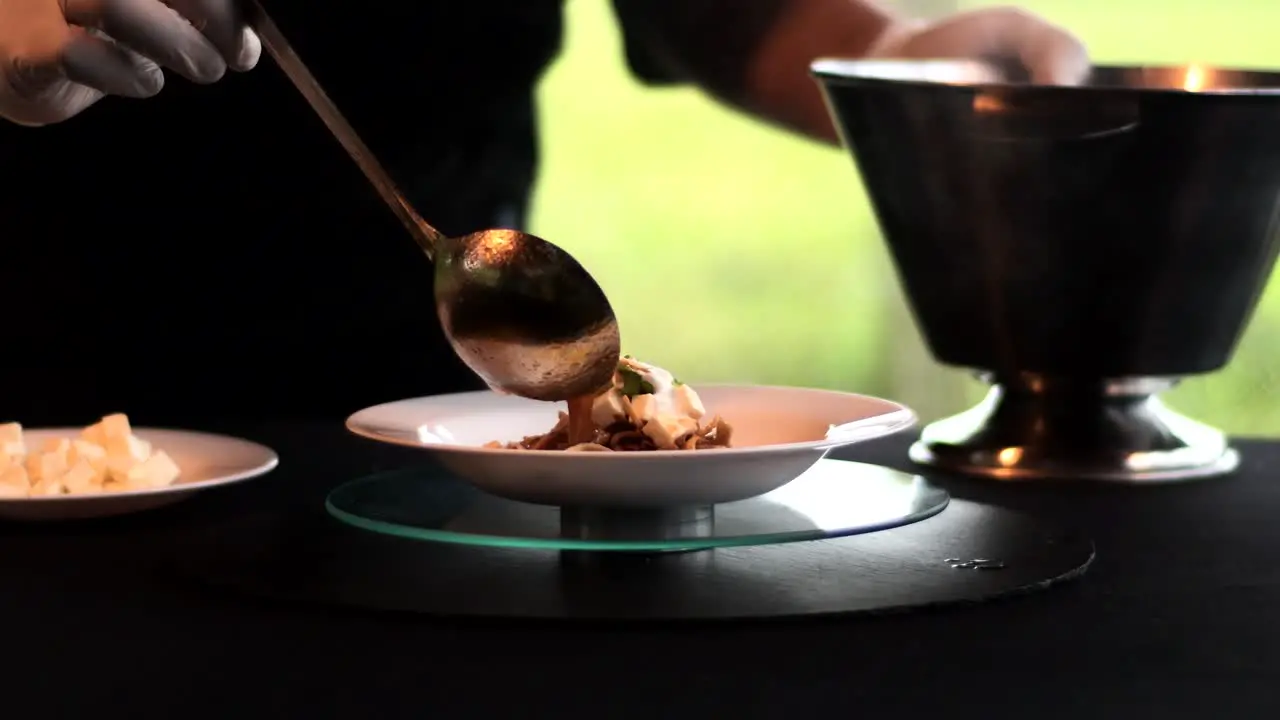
[617,366,655,397]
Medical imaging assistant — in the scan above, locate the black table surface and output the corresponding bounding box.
[3,422,1278,718]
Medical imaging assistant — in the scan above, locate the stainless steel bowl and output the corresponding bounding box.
[812,60,1280,483]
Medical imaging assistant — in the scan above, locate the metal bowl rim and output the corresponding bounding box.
[810,59,1280,97]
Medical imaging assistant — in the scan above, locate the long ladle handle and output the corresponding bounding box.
[245,1,445,259]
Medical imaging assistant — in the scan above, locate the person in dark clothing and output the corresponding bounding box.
[0,0,1086,427]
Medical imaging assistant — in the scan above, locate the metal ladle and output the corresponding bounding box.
[247,3,621,402]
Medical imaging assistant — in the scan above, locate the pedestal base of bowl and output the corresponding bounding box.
[909,374,1239,483]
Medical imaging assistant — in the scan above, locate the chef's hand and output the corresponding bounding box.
[869,5,1089,85]
[0,0,261,126]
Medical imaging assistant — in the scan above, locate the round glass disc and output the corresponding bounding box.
[325,459,949,552]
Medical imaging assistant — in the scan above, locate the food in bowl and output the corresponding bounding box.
[485,356,733,452]
[0,414,181,497]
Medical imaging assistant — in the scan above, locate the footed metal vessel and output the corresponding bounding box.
[813,60,1280,482]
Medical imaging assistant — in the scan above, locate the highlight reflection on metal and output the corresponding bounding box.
[1183,65,1207,92]
[946,558,1006,570]
[812,60,1280,483]
[248,2,620,401]
[324,459,950,552]
[908,373,1240,483]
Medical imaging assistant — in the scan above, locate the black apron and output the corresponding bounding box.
[0,1,566,427]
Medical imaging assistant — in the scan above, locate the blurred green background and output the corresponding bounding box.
[530,0,1280,436]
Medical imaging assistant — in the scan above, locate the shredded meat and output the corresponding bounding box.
[484,410,733,452]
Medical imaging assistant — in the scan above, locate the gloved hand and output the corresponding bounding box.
[0,0,261,126]
[868,5,1089,86]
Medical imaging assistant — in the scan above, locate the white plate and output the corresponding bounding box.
[346,385,916,508]
[0,428,279,521]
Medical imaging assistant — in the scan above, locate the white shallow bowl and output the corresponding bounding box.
[346,384,916,508]
[0,428,279,521]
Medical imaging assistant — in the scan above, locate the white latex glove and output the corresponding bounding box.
[0,0,262,126]
[868,5,1089,86]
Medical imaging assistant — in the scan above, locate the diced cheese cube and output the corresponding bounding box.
[642,416,698,450]
[0,463,30,495]
[0,422,22,442]
[41,437,72,464]
[0,482,26,498]
[126,450,180,489]
[80,423,106,446]
[105,455,138,483]
[590,390,628,428]
[68,440,108,472]
[630,394,659,424]
[62,460,103,494]
[27,450,69,482]
[671,384,706,420]
[0,421,24,457]
[106,434,151,464]
[29,474,65,496]
[100,413,132,440]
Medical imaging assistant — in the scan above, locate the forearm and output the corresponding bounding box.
[621,0,904,144]
[732,0,903,143]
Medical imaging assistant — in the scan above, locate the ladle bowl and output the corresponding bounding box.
[433,228,620,401]
[812,60,1280,483]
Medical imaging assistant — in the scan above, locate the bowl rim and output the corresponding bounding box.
[810,58,1280,97]
[345,384,918,460]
